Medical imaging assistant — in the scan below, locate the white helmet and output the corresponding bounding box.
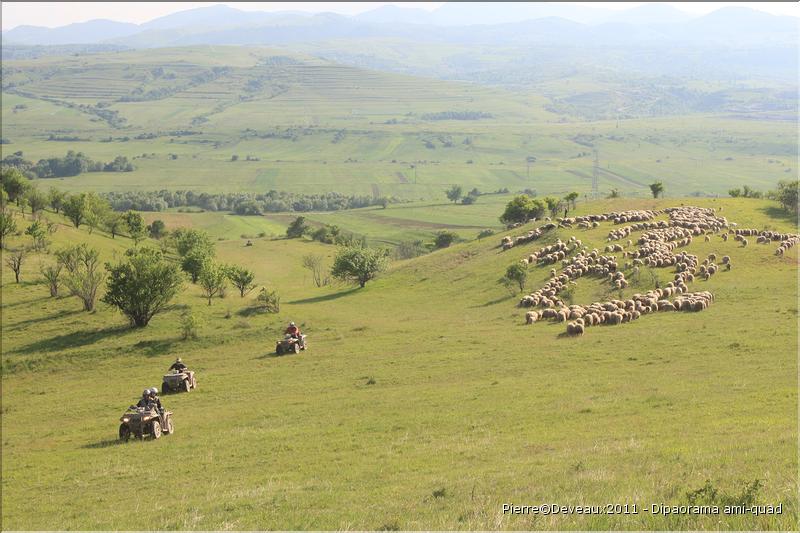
[289,322,296,327]
[149,387,158,396]
[142,389,150,398]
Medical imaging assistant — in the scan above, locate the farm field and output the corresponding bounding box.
[1,196,796,530]
[2,46,797,199]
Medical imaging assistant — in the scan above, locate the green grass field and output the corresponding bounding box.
[2,46,797,200]
[1,195,796,530]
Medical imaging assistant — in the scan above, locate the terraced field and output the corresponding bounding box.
[2,46,796,199]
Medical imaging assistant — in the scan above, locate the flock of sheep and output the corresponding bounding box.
[501,205,797,336]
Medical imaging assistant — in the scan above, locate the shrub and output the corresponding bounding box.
[255,287,281,313]
[180,310,200,340]
[434,231,457,249]
[40,261,63,297]
[394,240,427,259]
[286,216,308,238]
[477,229,495,240]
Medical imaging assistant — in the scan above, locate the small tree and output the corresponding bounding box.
[148,219,166,239]
[434,231,457,249]
[564,191,579,210]
[0,210,17,248]
[5,248,25,283]
[102,247,184,327]
[57,244,104,311]
[461,194,476,205]
[104,212,125,239]
[25,188,47,215]
[48,187,66,213]
[331,246,388,288]
[226,264,256,297]
[728,188,742,198]
[302,253,326,287]
[500,195,535,224]
[173,228,213,256]
[40,261,63,297]
[776,180,798,214]
[499,263,527,294]
[83,194,110,235]
[649,181,664,199]
[25,220,48,250]
[286,216,308,239]
[181,248,212,283]
[62,193,87,228]
[1,168,30,206]
[607,188,621,199]
[446,185,463,203]
[198,261,226,305]
[123,211,147,245]
[544,196,561,218]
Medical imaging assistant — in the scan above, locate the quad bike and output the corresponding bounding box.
[119,406,173,441]
[276,334,307,355]
[162,369,197,394]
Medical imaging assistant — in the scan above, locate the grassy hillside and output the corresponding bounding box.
[1,196,796,530]
[2,46,796,199]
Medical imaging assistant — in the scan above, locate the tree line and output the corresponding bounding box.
[2,150,134,178]
[101,189,397,214]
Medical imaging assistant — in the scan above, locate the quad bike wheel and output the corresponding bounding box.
[151,420,162,439]
[119,424,131,442]
[182,379,191,392]
[162,382,170,395]
[191,375,197,389]
[276,345,284,355]
[292,343,300,354]
[164,417,174,435]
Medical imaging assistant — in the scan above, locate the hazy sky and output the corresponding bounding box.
[2,2,798,30]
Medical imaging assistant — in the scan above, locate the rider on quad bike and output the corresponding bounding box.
[285,322,305,348]
[168,357,187,372]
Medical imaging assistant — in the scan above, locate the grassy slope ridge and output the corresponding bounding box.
[1,197,796,530]
[2,46,797,199]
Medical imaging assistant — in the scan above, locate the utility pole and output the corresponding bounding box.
[526,156,536,180]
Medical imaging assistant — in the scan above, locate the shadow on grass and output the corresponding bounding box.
[1,294,52,309]
[237,306,270,318]
[13,325,132,355]
[759,206,798,226]
[82,438,126,449]
[287,287,361,305]
[6,308,82,331]
[471,294,515,307]
[132,339,181,357]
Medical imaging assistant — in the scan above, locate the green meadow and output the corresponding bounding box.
[1,43,798,531]
[1,196,796,530]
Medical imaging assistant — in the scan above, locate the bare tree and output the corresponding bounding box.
[5,248,26,283]
[57,244,104,311]
[302,253,326,287]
